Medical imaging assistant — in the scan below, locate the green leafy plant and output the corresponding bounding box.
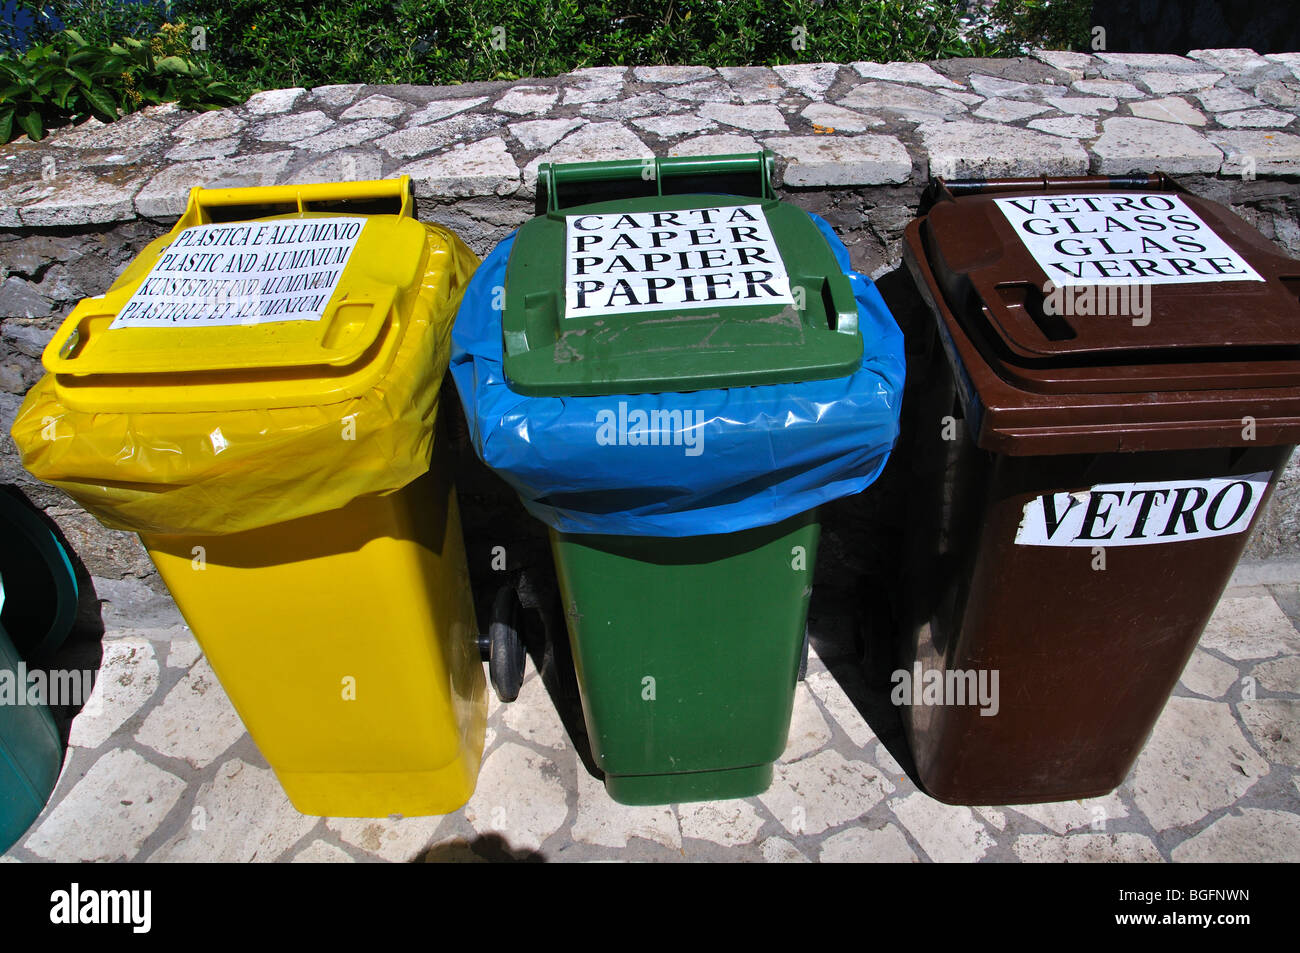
[151,0,1025,95]
[0,24,238,142]
[9,1,1092,134]
[978,0,1092,54]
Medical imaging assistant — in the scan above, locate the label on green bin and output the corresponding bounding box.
[563,204,794,319]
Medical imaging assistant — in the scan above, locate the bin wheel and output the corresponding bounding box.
[486,584,526,703]
[798,623,810,682]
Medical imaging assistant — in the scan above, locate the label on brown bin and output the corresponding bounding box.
[994,193,1264,287]
[1015,473,1272,547]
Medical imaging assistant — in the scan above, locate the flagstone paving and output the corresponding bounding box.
[4,565,1297,863]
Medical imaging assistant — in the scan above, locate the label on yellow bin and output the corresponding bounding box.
[110,216,367,328]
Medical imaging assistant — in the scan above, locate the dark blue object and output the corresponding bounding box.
[0,2,63,54]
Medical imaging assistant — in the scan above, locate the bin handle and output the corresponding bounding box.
[45,283,400,377]
[920,172,1177,214]
[540,152,776,213]
[317,285,400,366]
[180,177,414,226]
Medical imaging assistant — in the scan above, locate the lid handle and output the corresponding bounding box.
[44,285,400,376]
[540,152,776,213]
[180,177,414,226]
[920,172,1177,213]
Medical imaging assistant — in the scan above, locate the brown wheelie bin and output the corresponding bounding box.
[898,173,1300,805]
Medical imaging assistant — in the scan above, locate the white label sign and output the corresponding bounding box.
[1015,473,1271,547]
[110,217,366,328]
[563,204,794,319]
[994,193,1263,286]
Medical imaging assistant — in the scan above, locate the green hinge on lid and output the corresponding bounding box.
[504,152,865,397]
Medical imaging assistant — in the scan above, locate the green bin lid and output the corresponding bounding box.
[502,153,863,396]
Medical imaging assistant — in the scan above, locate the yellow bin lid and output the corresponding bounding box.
[43,177,431,413]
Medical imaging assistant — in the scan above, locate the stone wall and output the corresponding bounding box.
[2,50,1299,632]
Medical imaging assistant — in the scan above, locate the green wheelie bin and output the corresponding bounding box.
[0,612,63,854]
[450,153,906,805]
[0,490,79,853]
[552,514,822,804]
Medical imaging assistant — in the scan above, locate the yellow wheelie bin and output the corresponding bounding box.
[10,177,486,817]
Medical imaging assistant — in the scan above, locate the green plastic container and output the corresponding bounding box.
[0,491,76,853]
[506,154,852,804]
[0,584,65,853]
[0,489,79,661]
[552,513,819,804]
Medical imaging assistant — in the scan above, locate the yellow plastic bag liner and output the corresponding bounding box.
[12,178,478,537]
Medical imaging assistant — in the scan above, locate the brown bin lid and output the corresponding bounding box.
[920,176,1300,391]
[905,174,1300,454]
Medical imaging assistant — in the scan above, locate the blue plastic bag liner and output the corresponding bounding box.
[449,214,905,538]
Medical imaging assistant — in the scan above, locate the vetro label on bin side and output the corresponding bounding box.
[1014,473,1272,547]
[563,205,795,319]
[993,193,1264,287]
[109,217,367,328]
